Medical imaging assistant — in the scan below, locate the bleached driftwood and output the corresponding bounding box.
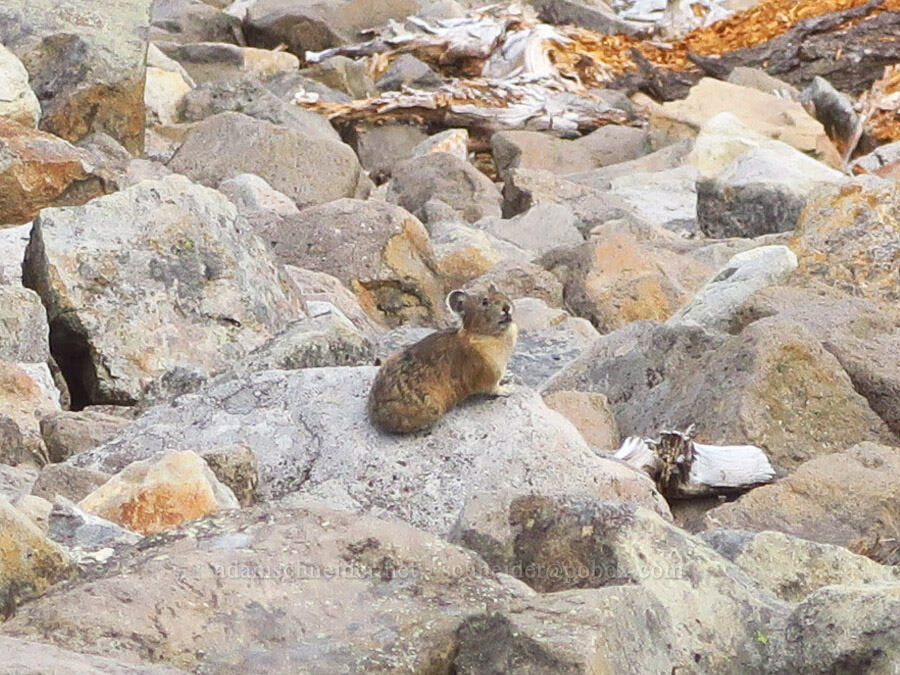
[295,5,632,136]
[305,6,585,80]
[614,426,775,499]
[295,75,630,137]
[306,13,513,69]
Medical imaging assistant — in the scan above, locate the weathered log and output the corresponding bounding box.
[624,46,697,101]
[614,427,776,499]
[305,11,536,76]
[294,76,632,137]
[711,1,900,96]
[296,0,900,145]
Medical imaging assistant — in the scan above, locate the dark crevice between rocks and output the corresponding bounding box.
[47,317,95,411]
[452,613,583,675]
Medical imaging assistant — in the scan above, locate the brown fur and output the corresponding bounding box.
[368,288,517,434]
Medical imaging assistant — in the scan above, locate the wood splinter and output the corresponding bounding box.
[614,425,776,499]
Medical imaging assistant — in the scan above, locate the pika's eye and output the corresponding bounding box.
[482,298,489,306]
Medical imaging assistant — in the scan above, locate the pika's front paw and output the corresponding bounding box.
[489,383,514,398]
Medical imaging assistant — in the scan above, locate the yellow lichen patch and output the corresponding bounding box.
[0,499,70,612]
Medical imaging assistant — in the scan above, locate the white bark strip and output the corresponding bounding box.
[614,428,775,499]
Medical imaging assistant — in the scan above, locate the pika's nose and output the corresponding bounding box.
[503,304,511,316]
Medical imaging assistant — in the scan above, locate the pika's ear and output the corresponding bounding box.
[446,290,468,314]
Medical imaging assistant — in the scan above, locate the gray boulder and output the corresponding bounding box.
[697,148,847,238]
[151,0,242,45]
[39,410,132,463]
[501,167,635,232]
[177,78,339,140]
[387,152,503,224]
[47,495,142,559]
[476,203,584,257]
[778,583,900,674]
[0,0,152,152]
[545,317,897,469]
[266,199,445,327]
[0,223,30,285]
[733,283,900,436]
[0,463,37,502]
[70,366,668,558]
[350,122,429,180]
[507,297,599,388]
[168,111,364,208]
[232,303,374,374]
[603,165,699,233]
[375,53,442,91]
[0,286,49,363]
[702,529,900,603]
[567,138,693,188]
[669,245,797,332]
[31,463,111,503]
[217,172,299,217]
[243,0,420,55]
[23,174,306,407]
[216,172,301,246]
[851,139,900,173]
[490,126,650,180]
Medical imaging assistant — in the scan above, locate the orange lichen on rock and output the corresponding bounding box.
[861,64,900,142]
[677,0,897,56]
[0,118,109,225]
[79,450,240,535]
[550,0,900,85]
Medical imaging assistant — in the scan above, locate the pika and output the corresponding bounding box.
[368,287,517,434]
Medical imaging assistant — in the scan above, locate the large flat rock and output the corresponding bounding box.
[70,366,668,561]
